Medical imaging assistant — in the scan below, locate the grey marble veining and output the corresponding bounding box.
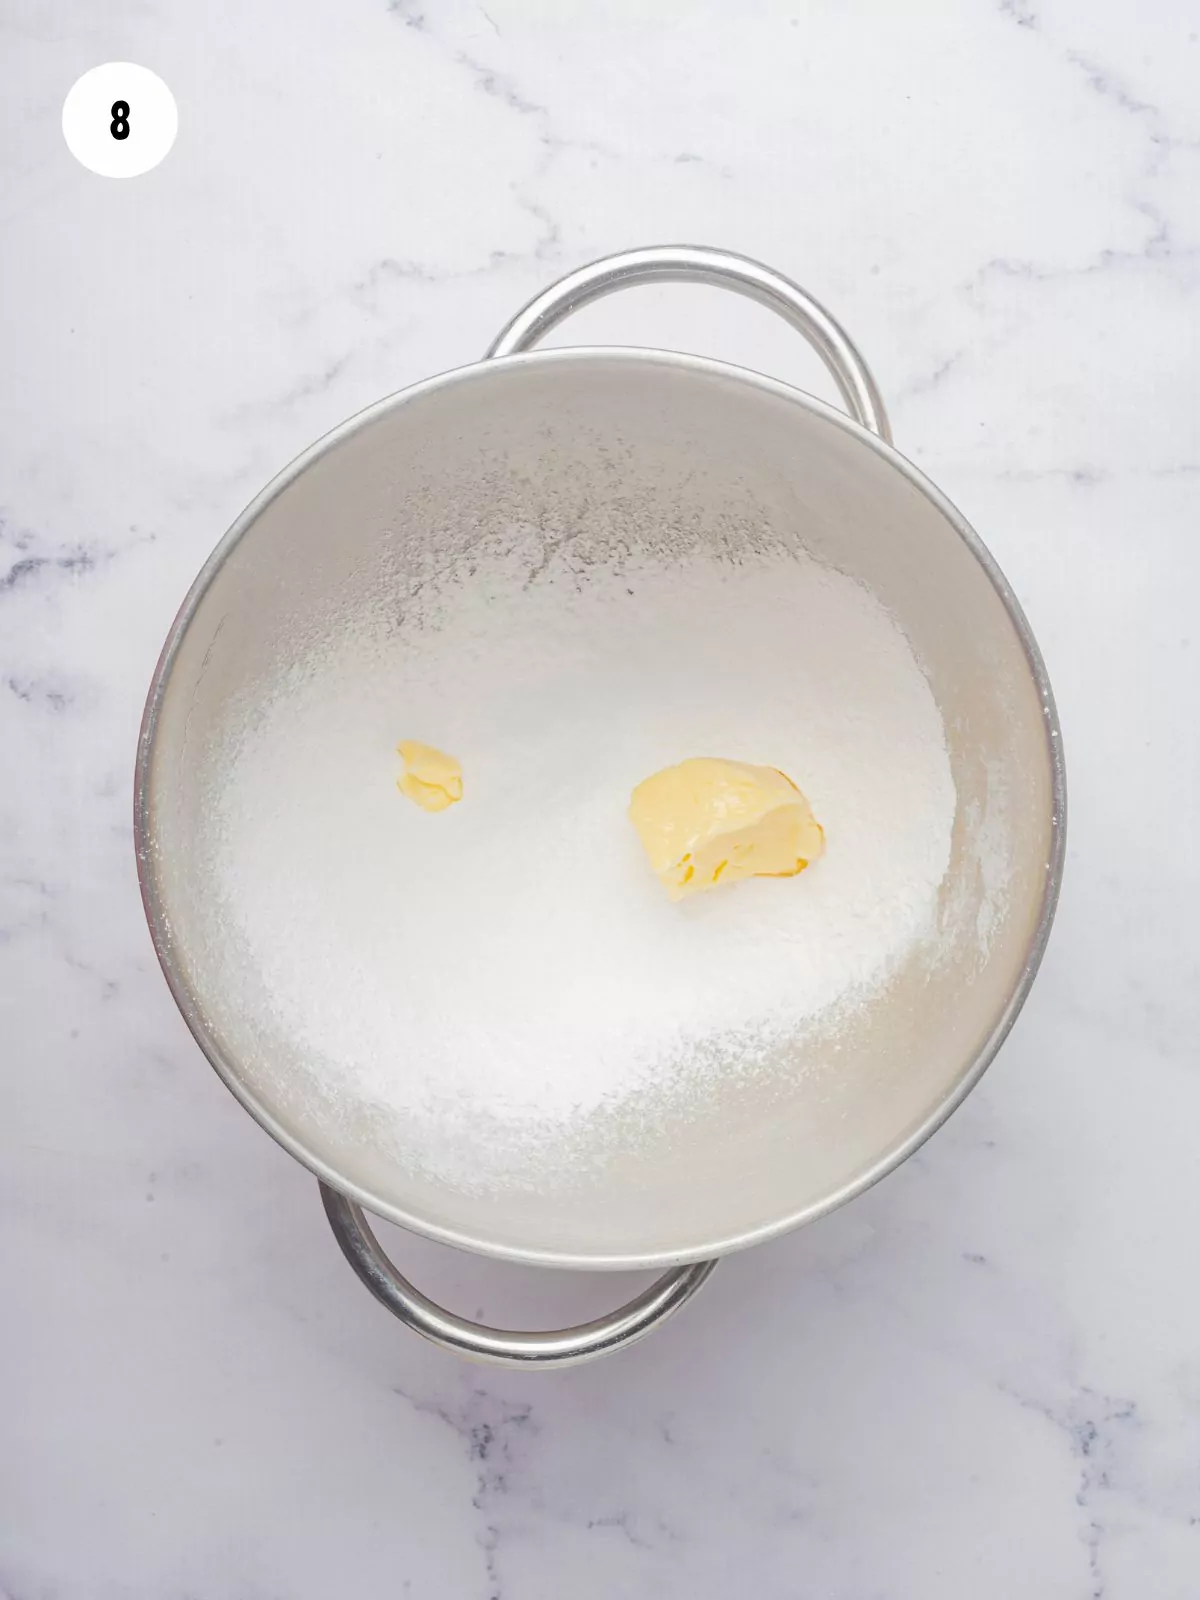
[2,1,1198,1595]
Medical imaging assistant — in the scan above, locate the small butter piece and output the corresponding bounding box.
[629,757,824,902]
[396,740,463,813]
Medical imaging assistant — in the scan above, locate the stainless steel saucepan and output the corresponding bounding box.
[135,246,1065,1368]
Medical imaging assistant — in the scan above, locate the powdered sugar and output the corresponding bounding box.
[197,541,957,1193]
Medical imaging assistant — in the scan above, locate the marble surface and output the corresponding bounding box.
[3,1,1198,1594]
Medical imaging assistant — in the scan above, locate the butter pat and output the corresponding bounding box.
[629,757,824,901]
[396,740,463,812]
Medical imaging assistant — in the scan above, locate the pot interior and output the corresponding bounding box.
[140,350,1059,1266]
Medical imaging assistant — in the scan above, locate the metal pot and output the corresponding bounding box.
[135,247,1065,1368]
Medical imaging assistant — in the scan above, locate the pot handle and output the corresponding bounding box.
[321,1184,716,1369]
[485,243,891,441]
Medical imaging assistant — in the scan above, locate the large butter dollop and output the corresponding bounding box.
[396,740,463,812]
[629,757,824,901]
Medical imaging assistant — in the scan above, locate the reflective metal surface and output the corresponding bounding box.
[322,1185,717,1369]
[135,246,1066,1367]
[486,243,892,441]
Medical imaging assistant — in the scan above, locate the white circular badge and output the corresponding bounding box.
[62,63,177,178]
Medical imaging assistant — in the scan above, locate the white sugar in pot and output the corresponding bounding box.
[135,248,1065,1367]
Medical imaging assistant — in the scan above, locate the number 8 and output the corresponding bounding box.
[110,100,130,140]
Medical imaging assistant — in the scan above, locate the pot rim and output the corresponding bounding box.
[134,343,1067,1271]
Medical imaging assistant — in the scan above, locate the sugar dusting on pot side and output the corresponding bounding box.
[195,541,959,1195]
